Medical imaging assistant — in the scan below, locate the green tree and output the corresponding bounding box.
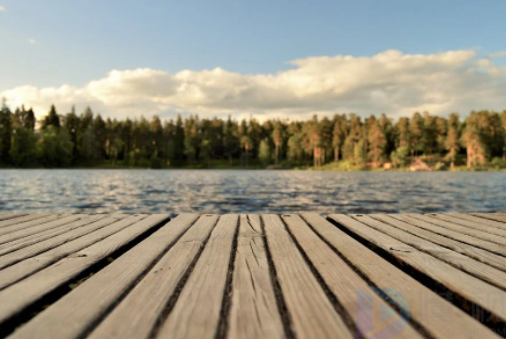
[42,104,61,129]
[354,139,367,167]
[10,127,39,167]
[63,106,80,164]
[421,112,438,155]
[390,146,410,168]
[445,113,460,168]
[0,99,12,165]
[394,117,410,149]
[39,126,73,167]
[367,119,387,166]
[173,115,185,163]
[462,112,487,167]
[272,121,283,165]
[259,138,272,165]
[409,112,423,156]
[22,107,36,131]
[332,114,347,162]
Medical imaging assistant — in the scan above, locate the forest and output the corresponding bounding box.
[1,99,506,170]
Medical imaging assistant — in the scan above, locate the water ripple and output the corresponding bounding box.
[0,169,505,215]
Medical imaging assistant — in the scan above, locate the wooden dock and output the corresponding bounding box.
[0,212,505,339]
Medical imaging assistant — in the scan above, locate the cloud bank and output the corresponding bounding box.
[2,49,506,121]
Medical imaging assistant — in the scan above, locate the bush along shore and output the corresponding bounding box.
[1,100,506,171]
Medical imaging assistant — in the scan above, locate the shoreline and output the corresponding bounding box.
[0,165,504,172]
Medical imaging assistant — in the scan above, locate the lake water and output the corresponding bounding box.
[0,170,505,215]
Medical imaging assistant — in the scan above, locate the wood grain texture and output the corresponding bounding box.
[282,214,422,339]
[155,214,238,339]
[228,215,284,339]
[406,214,506,246]
[443,212,506,230]
[0,214,126,272]
[0,214,50,228]
[85,214,216,339]
[371,214,506,273]
[0,214,170,325]
[0,214,92,247]
[0,214,145,290]
[328,214,506,323]
[0,215,108,256]
[304,213,500,339]
[0,214,62,235]
[389,214,506,257]
[0,214,27,222]
[469,213,506,223]
[427,213,506,237]
[352,214,506,290]
[262,214,353,339]
[9,214,199,339]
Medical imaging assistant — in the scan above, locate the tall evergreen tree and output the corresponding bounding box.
[42,104,61,129]
[409,112,424,156]
[0,98,13,165]
[445,113,460,168]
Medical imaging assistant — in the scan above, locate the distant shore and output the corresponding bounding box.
[1,158,505,171]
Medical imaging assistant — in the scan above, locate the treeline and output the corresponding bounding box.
[1,99,506,169]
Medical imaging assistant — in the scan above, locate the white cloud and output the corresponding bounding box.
[488,51,506,59]
[0,5,5,11]
[28,39,38,45]
[2,49,506,121]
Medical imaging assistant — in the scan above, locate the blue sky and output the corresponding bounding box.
[1,0,505,120]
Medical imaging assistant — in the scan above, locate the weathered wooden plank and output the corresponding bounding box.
[328,214,506,323]
[371,214,506,272]
[0,215,108,256]
[9,214,200,339]
[304,214,500,339]
[444,212,506,230]
[0,214,62,234]
[154,215,238,339]
[282,214,422,339]
[406,214,506,246]
[0,214,27,222]
[82,214,218,339]
[389,214,506,257]
[0,214,88,246]
[352,214,506,290]
[0,214,145,290]
[469,213,506,223]
[84,214,216,339]
[261,214,353,339]
[0,214,126,272]
[227,215,284,339]
[428,213,506,237]
[0,214,170,326]
[0,214,49,228]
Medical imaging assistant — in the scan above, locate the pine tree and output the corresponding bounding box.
[445,113,460,168]
[367,119,387,166]
[42,104,61,129]
[332,114,347,162]
[395,117,410,148]
[22,108,36,131]
[272,121,283,165]
[174,115,185,163]
[462,112,487,167]
[409,112,423,156]
[0,98,13,165]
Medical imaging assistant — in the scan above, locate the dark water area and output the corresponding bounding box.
[0,169,505,215]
